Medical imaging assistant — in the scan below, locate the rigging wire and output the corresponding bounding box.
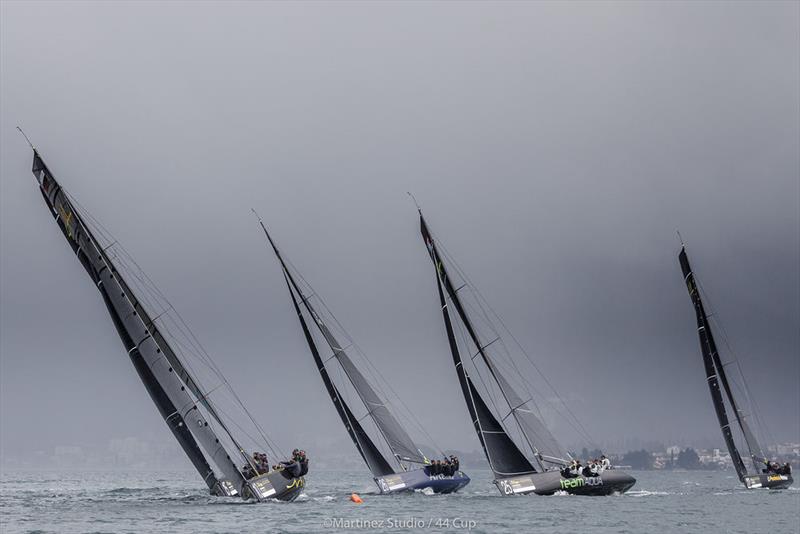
[431,229,599,449]
[278,252,448,459]
[61,190,288,461]
[695,276,777,455]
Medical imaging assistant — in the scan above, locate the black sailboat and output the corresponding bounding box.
[22,137,306,502]
[417,208,636,496]
[679,243,793,490]
[255,215,470,494]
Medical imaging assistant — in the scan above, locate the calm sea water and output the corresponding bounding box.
[1,469,797,533]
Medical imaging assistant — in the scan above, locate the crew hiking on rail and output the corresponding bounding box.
[763,459,792,476]
[425,455,460,477]
[242,449,309,479]
[561,455,610,479]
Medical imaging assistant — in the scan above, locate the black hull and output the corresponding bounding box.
[375,468,471,494]
[496,470,636,496]
[744,473,793,490]
[239,471,306,502]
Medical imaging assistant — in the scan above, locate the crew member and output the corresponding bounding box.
[601,455,611,471]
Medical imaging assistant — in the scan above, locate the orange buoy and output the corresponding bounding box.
[350,493,363,503]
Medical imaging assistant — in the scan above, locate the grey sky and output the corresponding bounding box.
[1,1,798,468]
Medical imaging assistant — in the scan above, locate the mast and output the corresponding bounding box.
[420,212,537,477]
[679,246,756,480]
[257,218,396,477]
[26,147,247,490]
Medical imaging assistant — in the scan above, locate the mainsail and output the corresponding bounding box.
[679,246,766,480]
[420,212,541,477]
[257,218,426,475]
[27,147,249,492]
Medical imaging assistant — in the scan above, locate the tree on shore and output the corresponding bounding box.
[622,449,653,470]
[676,448,701,470]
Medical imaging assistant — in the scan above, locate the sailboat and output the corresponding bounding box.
[417,208,636,495]
[255,215,471,494]
[679,243,793,490]
[21,137,306,502]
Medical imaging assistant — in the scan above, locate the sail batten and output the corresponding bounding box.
[493,369,571,465]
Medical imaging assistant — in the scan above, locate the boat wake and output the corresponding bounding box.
[627,490,672,497]
[106,487,164,494]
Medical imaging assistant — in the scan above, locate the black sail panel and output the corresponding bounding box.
[421,213,536,478]
[272,244,395,477]
[29,150,244,489]
[340,386,397,477]
[468,377,539,476]
[679,248,748,481]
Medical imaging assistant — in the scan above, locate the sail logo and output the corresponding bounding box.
[686,277,697,296]
[560,477,603,490]
[57,205,74,238]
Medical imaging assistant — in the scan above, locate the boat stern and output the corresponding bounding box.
[744,473,793,490]
[375,468,471,494]
[246,471,306,502]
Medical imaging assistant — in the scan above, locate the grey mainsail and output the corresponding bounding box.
[257,218,427,470]
[28,148,248,492]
